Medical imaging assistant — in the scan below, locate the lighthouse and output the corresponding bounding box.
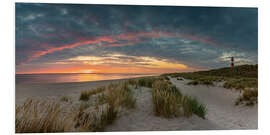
[231,57,234,67]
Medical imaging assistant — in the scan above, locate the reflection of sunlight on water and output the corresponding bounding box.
[62,73,154,82]
[16,73,157,84]
[73,74,119,82]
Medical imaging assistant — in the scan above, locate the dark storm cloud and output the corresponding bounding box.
[16,3,258,69]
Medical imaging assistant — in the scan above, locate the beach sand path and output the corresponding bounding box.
[170,78,258,129]
[105,87,220,131]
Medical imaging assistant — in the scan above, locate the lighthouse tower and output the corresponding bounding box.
[231,57,234,67]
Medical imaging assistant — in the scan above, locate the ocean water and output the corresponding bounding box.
[16,73,156,84]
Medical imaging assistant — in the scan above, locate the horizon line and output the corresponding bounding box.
[15,72,163,75]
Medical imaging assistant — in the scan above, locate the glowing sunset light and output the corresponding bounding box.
[16,53,193,74]
[66,53,188,71]
[78,69,94,73]
[16,4,257,75]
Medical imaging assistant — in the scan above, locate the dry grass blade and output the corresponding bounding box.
[152,80,182,118]
[16,99,73,133]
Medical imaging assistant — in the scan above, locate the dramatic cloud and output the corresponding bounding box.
[15,3,258,74]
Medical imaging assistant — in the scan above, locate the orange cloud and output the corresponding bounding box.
[26,36,116,63]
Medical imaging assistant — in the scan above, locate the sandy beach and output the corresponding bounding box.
[16,76,257,131]
[16,78,130,105]
[170,78,258,129]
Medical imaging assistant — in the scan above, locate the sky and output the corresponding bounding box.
[15,3,258,74]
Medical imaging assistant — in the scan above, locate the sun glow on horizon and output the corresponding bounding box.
[16,53,197,74]
[78,69,94,73]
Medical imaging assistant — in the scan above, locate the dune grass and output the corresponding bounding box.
[182,96,207,119]
[74,104,118,132]
[75,82,137,131]
[16,99,72,133]
[77,82,137,131]
[137,77,159,88]
[79,102,91,112]
[125,79,139,88]
[152,80,182,118]
[223,78,258,90]
[106,83,136,109]
[235,88,258,106]
[164,65,258,106]
[187,80,199,85]
[79,86,106,101]
[17,76,209,133]
[176,77,184,81]
[78,82,137,110]
[125,76,207,118]
[16,98,119,132]
[60,96,72,103]
[165,64,257,79]
[79,91,91,101]
[182,75,221,86]
[96,93,107,105]
[16,80,138,133]
[134,76,172,88]
[165,65,257,87]
[79,82,137,109]
[187,78,214,86]
[151,80,206,119]
[167,72,223,86]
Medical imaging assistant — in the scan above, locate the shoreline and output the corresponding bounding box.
[16,74,159,85]
[15,75,158,104]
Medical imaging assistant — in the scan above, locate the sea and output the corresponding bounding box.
[16,73,157,84]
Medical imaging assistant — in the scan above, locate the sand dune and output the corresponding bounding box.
[104,78,257,131]
[105,87,220,131]
[170,77,258,129]
[16,77,257,131]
